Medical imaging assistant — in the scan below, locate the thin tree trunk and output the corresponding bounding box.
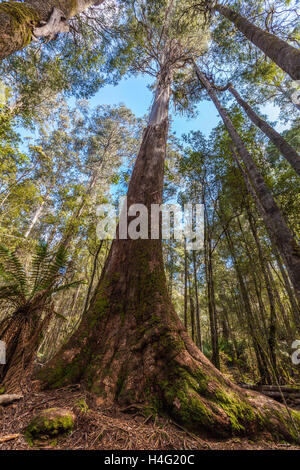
[234,147,300,334]
[47,222,59,247]
[274,250,300,332]
[0,169,32,209]
[195,64,300,303]
[0,1,104,60]
[245,210,278,377]
[268,262,294,340]
[228,84,300,177]
[24,197,47,239]
[236,216,268,337]
[202,183,219,369]
[188,273,195,343]
[38,63,300,441]
[215,4,300,80]
[184,238,188,330]
[61,169,99,249]
[168,249,174,298]
[224,228,273,384]
[192,250,202,350]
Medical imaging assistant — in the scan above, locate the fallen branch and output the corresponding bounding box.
[0,434,20,443]
[0,394,23,406]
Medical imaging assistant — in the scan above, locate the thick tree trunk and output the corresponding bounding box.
[215,4,300,80]
[228,85,300,177]
[0,0,104,60]
[38,71,300,442]
[195,64,300,304]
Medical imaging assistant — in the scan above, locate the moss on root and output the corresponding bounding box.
[158,365,255,436]
[0,2,40,46]
[156,359,300,442]
[260,406,300,443]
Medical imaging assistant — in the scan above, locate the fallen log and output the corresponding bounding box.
[240,384,300,394]
[257,391,300,400]
[0,394,23,406]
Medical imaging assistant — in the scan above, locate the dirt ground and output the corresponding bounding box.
[0,384,299,450]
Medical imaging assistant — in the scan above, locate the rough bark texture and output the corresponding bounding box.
[195,64,300,305]
[38,81,300,442]
[215,4,300,80]
[228,85,300,177]
[0,1,103,60]
[0,307,51,392]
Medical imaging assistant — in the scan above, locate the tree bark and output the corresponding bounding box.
[245,210,278,377]
[37,66,300,441]
[0,305,51,392]
[184,238,188,330]
[202,182,220,369]
[232,145,300,335]
[228,84,300,177]
[215,4,300,80]
[82,240,103,316]
[195,64,300,304]
[188,273,195,343]
[0,0,104,60]
[192,250,202,350]
[274,250,300,332]
[24,196,48,239]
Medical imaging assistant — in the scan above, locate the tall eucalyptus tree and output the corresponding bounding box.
[39,0,300,441]
[213,3,300,80]
[194,64,300,305]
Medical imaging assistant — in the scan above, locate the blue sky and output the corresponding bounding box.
[89,74,288,139]
[90,75,221,137]
[20,73,288,149]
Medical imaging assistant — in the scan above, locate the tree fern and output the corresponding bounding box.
[0,242,81,316]
[0,245,27,298]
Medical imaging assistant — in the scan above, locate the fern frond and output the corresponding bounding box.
[29,241,51,290]
[0,245,27,296]
[36,245,68,293]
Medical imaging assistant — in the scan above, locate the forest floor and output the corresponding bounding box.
[0,384,299,451]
